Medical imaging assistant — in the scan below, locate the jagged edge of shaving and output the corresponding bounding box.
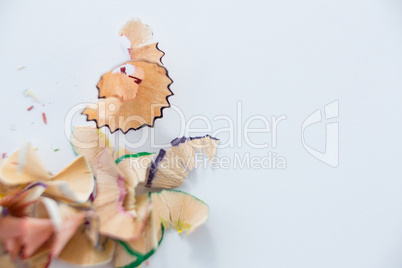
[82,44,173,134]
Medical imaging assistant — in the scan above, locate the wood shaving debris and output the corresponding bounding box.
[23,89,41,103]
[42,113,47,125]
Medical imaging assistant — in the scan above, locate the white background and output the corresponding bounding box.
[1,0,402,267]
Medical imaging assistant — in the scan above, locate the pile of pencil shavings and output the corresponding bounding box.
[0,127,218,267]
[0,19,219,268]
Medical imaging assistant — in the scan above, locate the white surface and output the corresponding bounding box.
[1,0,402,267]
